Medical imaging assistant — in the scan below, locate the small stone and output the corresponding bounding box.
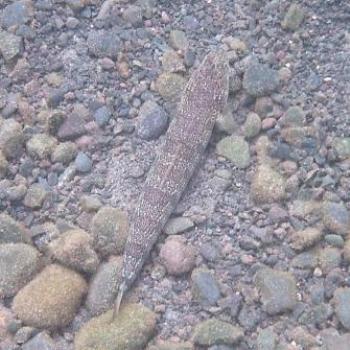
[243,112,261,139]
[156,72,186,104]
[161,50,185,73]
[57,113,86,140]
[290,227,323,251]
[291,251,318,269]
[193,319,243,347]
[91,206,129,257]
[1,0,34,29]
[281,106,305,127]
[222,36,247,53]
[251,165,286,203]
[325,234,344,248]
[26,134,57,159]
[94,106,112,127]
[255,97,274,118]
[160,236,196,276]
[0,150,8,178]
[216,135,250,168]
[48,229,99,274]
[343,239,350,263]
[215,109,237,134]
[0,31,23,62]
[14,326,37,344]
[332,288,350,330]
[257,327,277,350]
[74,304,156,350]
[13,264,87,329]
[191,268,221,306]
[80,195,102,212]
[323,201,350,236]
[0,243,40,298]
[87,29,121,58]
[261,117,277,130]
[282,4,305,31]
[332,137,350,160]
[200,242,220,262]
[99,57,115,70]
[122,5,143,26]
[164,217,194,235]
[86,257,122,316]
[318,247,341,273]
[243,63,280,97]
[117,61,130,79]
[255,267,297,315]
[169,30,188,50]
[74,152,93,173]
[46,72,64,87]
[0,213,27,244]
[23,184,47,209]
[0,119,24,159]
[51,142,77,164]
[137,100,168,140]
[21,332,55,350]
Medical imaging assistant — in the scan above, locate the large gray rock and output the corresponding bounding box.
[255,268,297,315]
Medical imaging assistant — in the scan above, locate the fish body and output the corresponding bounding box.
[114,52,230,315]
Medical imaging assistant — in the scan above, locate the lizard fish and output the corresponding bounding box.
[113,51,230,318]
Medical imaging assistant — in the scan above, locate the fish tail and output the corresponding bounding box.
[111,281,127,322]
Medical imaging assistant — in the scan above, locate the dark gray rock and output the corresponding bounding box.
[87,29,121,58]
[243,63,280,97]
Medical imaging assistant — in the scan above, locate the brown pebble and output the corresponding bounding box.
[261,117,277,130]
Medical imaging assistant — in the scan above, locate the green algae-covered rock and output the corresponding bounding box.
[192,318,243,346]
[13,264,87,329]
[74,304,157,350]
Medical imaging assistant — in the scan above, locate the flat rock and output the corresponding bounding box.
[243,63,280,97]
[192,318,243,346]
[333,288,350,330]
[0,119,24,159]
[251,165,286,203]
[216,135,250,168]
[13,264,87,329]
[0,213,27,243]
[86,257,122,316]
[0,31,23,62]
[0,243,40,298]
[191,268,221,306]
[255,267,297,315]
[74,304,157,350]
[48,229,99,274]
[164,217,194,235]
[160,236,196,276]
[91,206,129,257]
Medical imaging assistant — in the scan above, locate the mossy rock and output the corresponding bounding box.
[74,304,157,350]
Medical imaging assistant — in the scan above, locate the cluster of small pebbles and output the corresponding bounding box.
[0,0,349,349]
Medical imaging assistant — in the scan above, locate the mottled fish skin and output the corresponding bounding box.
[120,51,229,293]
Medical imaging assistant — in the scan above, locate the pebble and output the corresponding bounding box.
[23,183,47,209]
[216,135,250,169]
[75,304,156,350]
[200,242,220,262]
[0,119,24,159]
[26,134,57,159]
[343,239,350,263]
[0,150,8,178]
[257,327,277,350]
[169,30,188,51]
[261,117,277,130]
[48,229,99,274]
[243,63,280,97]
[282,4,305,31]
[323,201,350,236]
[318,247,341,274]
[324,234,344,248]
[290,227,323,251]
[91,206,129,257]
[1,0,34,29]
[332,288,350,330]
[0,31,23,62]
[137,100,169,140]
[79,195,102,212]
[122,5,143,26]
[14,326,37,344]
[192,319,243,347]
[93,106,112,127]
[160,236,196,276]
[191,268,221,306]
[0,243,40,298]
[215,109,237,134]
[292,250,318,269]
[161,50,185,73]
[243,112,261,139]
[281,106,305,127]
[51,141,77,164]
[13,264,87,329]
[164,217,194,235]
[87,29,121,58]
[0,213,27,244]
[156,72,186,104]
[85,257,122,316]
[255,97,274,118]
[255,267,297,315]
[21,332,55,350]
[251,164,286,203]
[74,152,93,173]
